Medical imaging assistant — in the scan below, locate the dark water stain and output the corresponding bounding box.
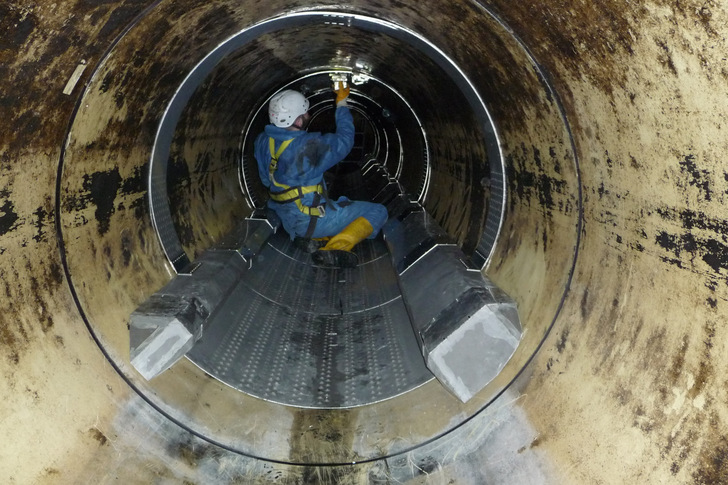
[655,228,728,274]
[667,1,719,38]
[597,182,607,200]
[655,231,680,255]
[32,200,52,243]
[167,154,195,247]
[506,147,568,215]
[95,2,150,41]
[627,318,644,352]
[613,384,633,407]
[688,321,714,399]
[103,243,114,269]
[556,328,569,353]
[130,193,149,221]
[0,0,150,157]
[655,39,678,76]
[121,230,132,267]
[411,456,439,475]
[643,327,667,374]
[99,71,114,94]
[657,207,728,236]
[28,272,54,332]
[700,239,728,273]
[0,198,20,236]
[88,428,109,446]
[660,255,684,269]
[679,154,712,202]
[120,165,146,195]
[81,168,122,235]
[580,288,589,319]
[49,260,63,286]
[0,314,21,364]
[631,404,653,434]
[668,334,689,386]
[0,4,37,51]
[693,433,728,484]
[695,6,717,37]
[168,437,223,469]
[591,292,623,373]
[189,3,238,46]
[487,1,638,98]
[673,427,700,475]
[113,89,125,109]
[9,110,43,154]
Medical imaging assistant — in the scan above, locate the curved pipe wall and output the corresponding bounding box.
[56,0,578,465]
[1,0,727,482]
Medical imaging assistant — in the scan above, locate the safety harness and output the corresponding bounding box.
[268,137,326,218]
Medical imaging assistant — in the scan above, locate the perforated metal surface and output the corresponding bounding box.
[187,232,433,408]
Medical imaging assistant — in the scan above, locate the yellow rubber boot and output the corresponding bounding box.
[293,236,331,254]
[312,217,373,268]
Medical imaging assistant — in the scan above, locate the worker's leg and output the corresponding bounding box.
[310,198,388,240]
[311,199,388,267]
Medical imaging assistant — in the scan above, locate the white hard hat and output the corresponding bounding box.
[268,90,310,128]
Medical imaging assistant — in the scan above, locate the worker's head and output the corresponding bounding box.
[268,90,310,129]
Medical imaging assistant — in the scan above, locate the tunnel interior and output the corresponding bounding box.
[150,13,509,409]
[8,0,728,482]
[56,0,579,467]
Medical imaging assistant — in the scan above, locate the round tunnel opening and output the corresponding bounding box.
[58,2,581,465]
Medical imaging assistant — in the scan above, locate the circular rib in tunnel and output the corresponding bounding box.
[57,1,581,464]
[151,12,507,409]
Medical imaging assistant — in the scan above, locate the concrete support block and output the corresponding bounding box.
[383,204,522,402]
[427,303,520,402]
[130,294,205,380]
[129,216,276,380]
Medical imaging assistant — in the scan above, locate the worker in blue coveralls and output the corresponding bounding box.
[254,81,388,268]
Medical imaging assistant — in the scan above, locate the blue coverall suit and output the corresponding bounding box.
[254,105,388,240]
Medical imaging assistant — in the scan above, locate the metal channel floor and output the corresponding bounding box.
[187,231,433,409]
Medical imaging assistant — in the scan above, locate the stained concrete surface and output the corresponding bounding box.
[1,0,728,483]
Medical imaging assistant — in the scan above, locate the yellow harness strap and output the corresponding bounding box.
[268,137,325,217]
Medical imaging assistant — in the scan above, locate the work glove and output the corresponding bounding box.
[334,81,350,107]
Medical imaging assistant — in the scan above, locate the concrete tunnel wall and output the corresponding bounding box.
[1,0,727,483]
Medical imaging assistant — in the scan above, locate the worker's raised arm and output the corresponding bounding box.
[317,81,355,171]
